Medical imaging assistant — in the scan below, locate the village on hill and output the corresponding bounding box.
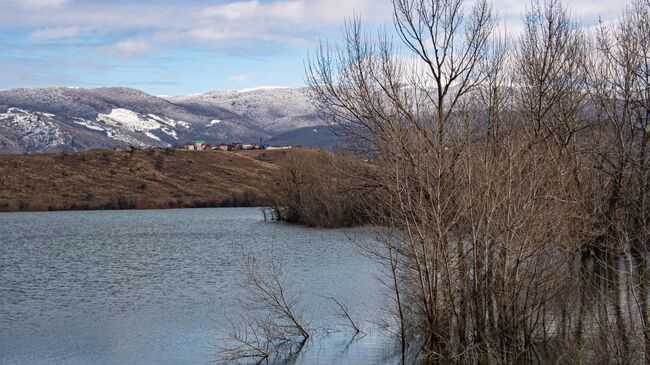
[178,140,292,152]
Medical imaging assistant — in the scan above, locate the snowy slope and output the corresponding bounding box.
[0,87,271,153]
[0,108,120,154]
[169,87,322,133]
[0,108,66,152]
[0,86,337,154]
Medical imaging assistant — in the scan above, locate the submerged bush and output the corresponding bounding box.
[265,150,373,228]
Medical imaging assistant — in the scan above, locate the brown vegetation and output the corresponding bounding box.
[0,148,307,212]
[259,0,650,363]
[265,150,372,227]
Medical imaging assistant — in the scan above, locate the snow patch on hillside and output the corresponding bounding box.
[160,127,178,139]
[98,109,160,131]
[6,107,30,114]
[145,114,190,130]
[96,109,180,144]
[236,86,290,93]
[73,118,105,131]
[144,132,161,141]
[0,108,67,151]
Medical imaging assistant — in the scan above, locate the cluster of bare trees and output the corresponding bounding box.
[266,150,372,227]
[302,0,650,362]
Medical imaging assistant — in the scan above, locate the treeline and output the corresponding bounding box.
[265,0,650,363]
[264,150,372,227]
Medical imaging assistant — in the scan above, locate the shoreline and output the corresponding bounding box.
[0,205,270,214]
[0,199,269,213]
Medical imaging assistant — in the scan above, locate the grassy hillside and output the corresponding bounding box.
[0,148,299,212]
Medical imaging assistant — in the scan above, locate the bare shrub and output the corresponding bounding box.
[216,257,309,364]
[328,296,363,334]
[266,150,372,227]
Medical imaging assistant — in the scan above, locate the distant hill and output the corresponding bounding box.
[267,125,340,149]
[169,87,322,133]
[0,86,340,154]
[0,148,308,212]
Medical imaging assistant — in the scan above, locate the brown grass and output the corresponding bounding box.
[0,148,311,212]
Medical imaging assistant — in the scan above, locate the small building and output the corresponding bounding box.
[183,143,195,150]
[218,144,229,151]
[251,143,261,150]
[190,140,213,151]
[241,144,253,150]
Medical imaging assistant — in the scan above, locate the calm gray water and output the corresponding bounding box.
[0,208,397,365]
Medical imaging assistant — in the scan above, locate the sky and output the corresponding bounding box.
[0,0,627,96]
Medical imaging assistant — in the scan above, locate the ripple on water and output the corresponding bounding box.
[0,208,393,365]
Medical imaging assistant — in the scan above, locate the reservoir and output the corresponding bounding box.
[0,208,397,365]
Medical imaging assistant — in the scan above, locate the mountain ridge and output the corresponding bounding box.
[0,86,336,154]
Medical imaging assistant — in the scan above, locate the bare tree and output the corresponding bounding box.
[216,257,309,364]
[583,0,650,362]
[299,0,650,362]
[516,0,589,149]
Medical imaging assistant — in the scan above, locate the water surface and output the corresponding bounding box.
[0,208,395,365]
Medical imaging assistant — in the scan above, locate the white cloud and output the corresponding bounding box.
[202,0,304,21]
[111,38,157,58]
[201,0,391,24]
[30,26,80,40]
[0,0,69,8]
[0,0,633,60]
[185,28,245,42]
[105,25,316,59]
[229,74,250,83]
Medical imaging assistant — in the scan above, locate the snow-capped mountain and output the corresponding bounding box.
[0,86,337,154]
[170,87,322,133]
